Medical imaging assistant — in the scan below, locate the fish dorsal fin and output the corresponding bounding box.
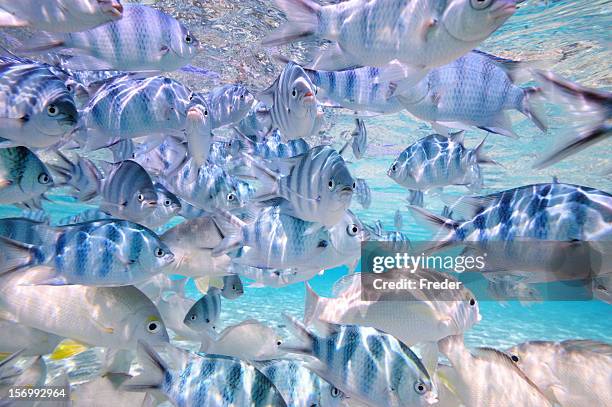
[449,131,465,145]
[256,79,278,105]
[561,340,612,357]
[440,195,497,220]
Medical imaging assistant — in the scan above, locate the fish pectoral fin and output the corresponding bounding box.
[0,179,13,187]
[50,339,90,360]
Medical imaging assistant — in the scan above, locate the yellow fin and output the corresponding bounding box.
[50,339,89,360]
[0,352,11,361]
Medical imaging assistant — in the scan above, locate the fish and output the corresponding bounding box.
[263,0,518,71]
[78,75,191,150]
[347,118,368,160]
[221,274,244,299]
[304,271,481,348]
[124,342,289,406]
[407,189,425,207]
[593,272,612,304]
[353,177,372,209]
[0,63,78,148]
[147,182,181,229]
[257,62,319,140]
[232,265,322,289]
[108,139,135,163]
[0,0,123,32]
[49,151,101,201]
[324,209,368,271]
[0,219,175,286]
[212,206,331,271]
[132,134,189,177]
[160,216,231,278]
[199,319,285,361]
[19,4,199,72]
[533,70,611,169]
[387,132,498,193]
[396,51,547,138]
[0,276,169,350]
[0,147,54,205]
[0,319,63,357]
[233,129,310,162]
[183,287,222,332]
[281,314,438,406]
[136,273,188,304]
[505,340,612,407]
[437,335,553,406]
[206,84,256,129]
[364,216,412,252]
[183,93,213,167]
[155,293,200,341]
[255,359,348,407]
[236,101,274,137]
[98,160,158,225]
[245,145,355,227]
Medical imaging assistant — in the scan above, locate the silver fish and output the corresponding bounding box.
[0,319,63,357]
[233,129,310,162]
[388,132,497,192]
[0,0,123,32]
[236,101,274,137]
[183,287,222,332]
[0,147,53,205]
[397,51,547,138]
[19,4,199,72]
[147,182,181,229]
[281,315,438,406]
[133,135,188,177]
[183,93,213,167]
[264,0,518,71]
[205,84,256,129]
[221,274,244,300]
[247,145,355,227]
[353,177,372,209]
[258,62,319,140]
[123,342,287,406]
[49,151,101,201]
[0,63,78,148]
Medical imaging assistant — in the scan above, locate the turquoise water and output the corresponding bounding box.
[1,0,611,394]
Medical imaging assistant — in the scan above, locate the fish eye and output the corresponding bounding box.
[185,34,193,44]
[291,88,297,97]
[330,387,341,398]
[154,248,165,257]
[46,104,59,117]
[276,340,282,346]
[137,193,144,202]
[391,164,397,172]
[240,94,245,100]
[511,355,519,362]
[204,109,208,117]
[164,199,172,206]
[470,0,493,10]
[469,298,476,306]
[147,321,160,333]
[205,318,210,324]
[38,173,50,184]
[414,381,427,395]
[352,181,356,189]
[328,179,334,190]
[347,224,359,236]
[66,84,73,92]
[190,314,197,321]
[227,192,236,201]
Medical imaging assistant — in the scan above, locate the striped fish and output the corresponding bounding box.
[247,145,355,227]
[79,75,191,150]
[221,274,244,300]
[353,178,371,209]
[49,151,101,202]
[0,63,77,148]
[281,315,438,406]
[343,118,368,160]
[19,4,199,72]
[133,135,188,177]
[205,84,256,129]
[397,51,547,138]
[183,93,213,167]
[212,206,331,271]
[388,133,497,193]
[147,183,181,229]
[255,359,347,407]
[183,287,222,332]
[108,139,135,163]
[236,102,274,138]
[257,62,319,140]
[98,160,158,225]
[0,147,53,205]
[234,129,310,163]
[123,342,287,407]
[0,219,175,286]
[0,0,123,32]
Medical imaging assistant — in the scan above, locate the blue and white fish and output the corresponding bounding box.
[221,274,244,300]
[0,0,123,32]
[0,219,175,286]
[324,209,368,271]
[264,0,518,72]
[339,118,368,160]
[205,84,256,129]
[49,151,101,201]
[353,177,371,209]
[388,132,497,192]
[78,75,191,150]
[147,183,181,229]
[255,359,347,407]
[212,206,331,270]
[257,62,319,140]
[233,129,310,162]
[183,287,222,332]
[246,145,355,227]
[533,70,612,169]
[123,342,287,406]
[281,315,438,406]
[397,51,547,138]
[0,63,78,148]
[0,147,54,205]
[19,4,199,72]
[236,101,274,137]
[133,135,188,177]
[182,92,213,167]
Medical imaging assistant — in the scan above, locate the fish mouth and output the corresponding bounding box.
[145,200,157,208]
[490,0,517,20]
[425,392,438,405]
[339,185,354,193]
[103,1,124,18]
[302,92,316,104]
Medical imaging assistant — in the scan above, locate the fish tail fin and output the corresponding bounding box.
[279,313,317,356]
[533,125,609,169]
[239,153,282,201]
[303,283,321,327]
[211,210,246,256]
[521,87,548,132]
[17,32,66,54]
[0,236,40,274]
[262,0,322,47]
[121,341,168,392]
[473,135,503,166]
[406,205,458,240]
